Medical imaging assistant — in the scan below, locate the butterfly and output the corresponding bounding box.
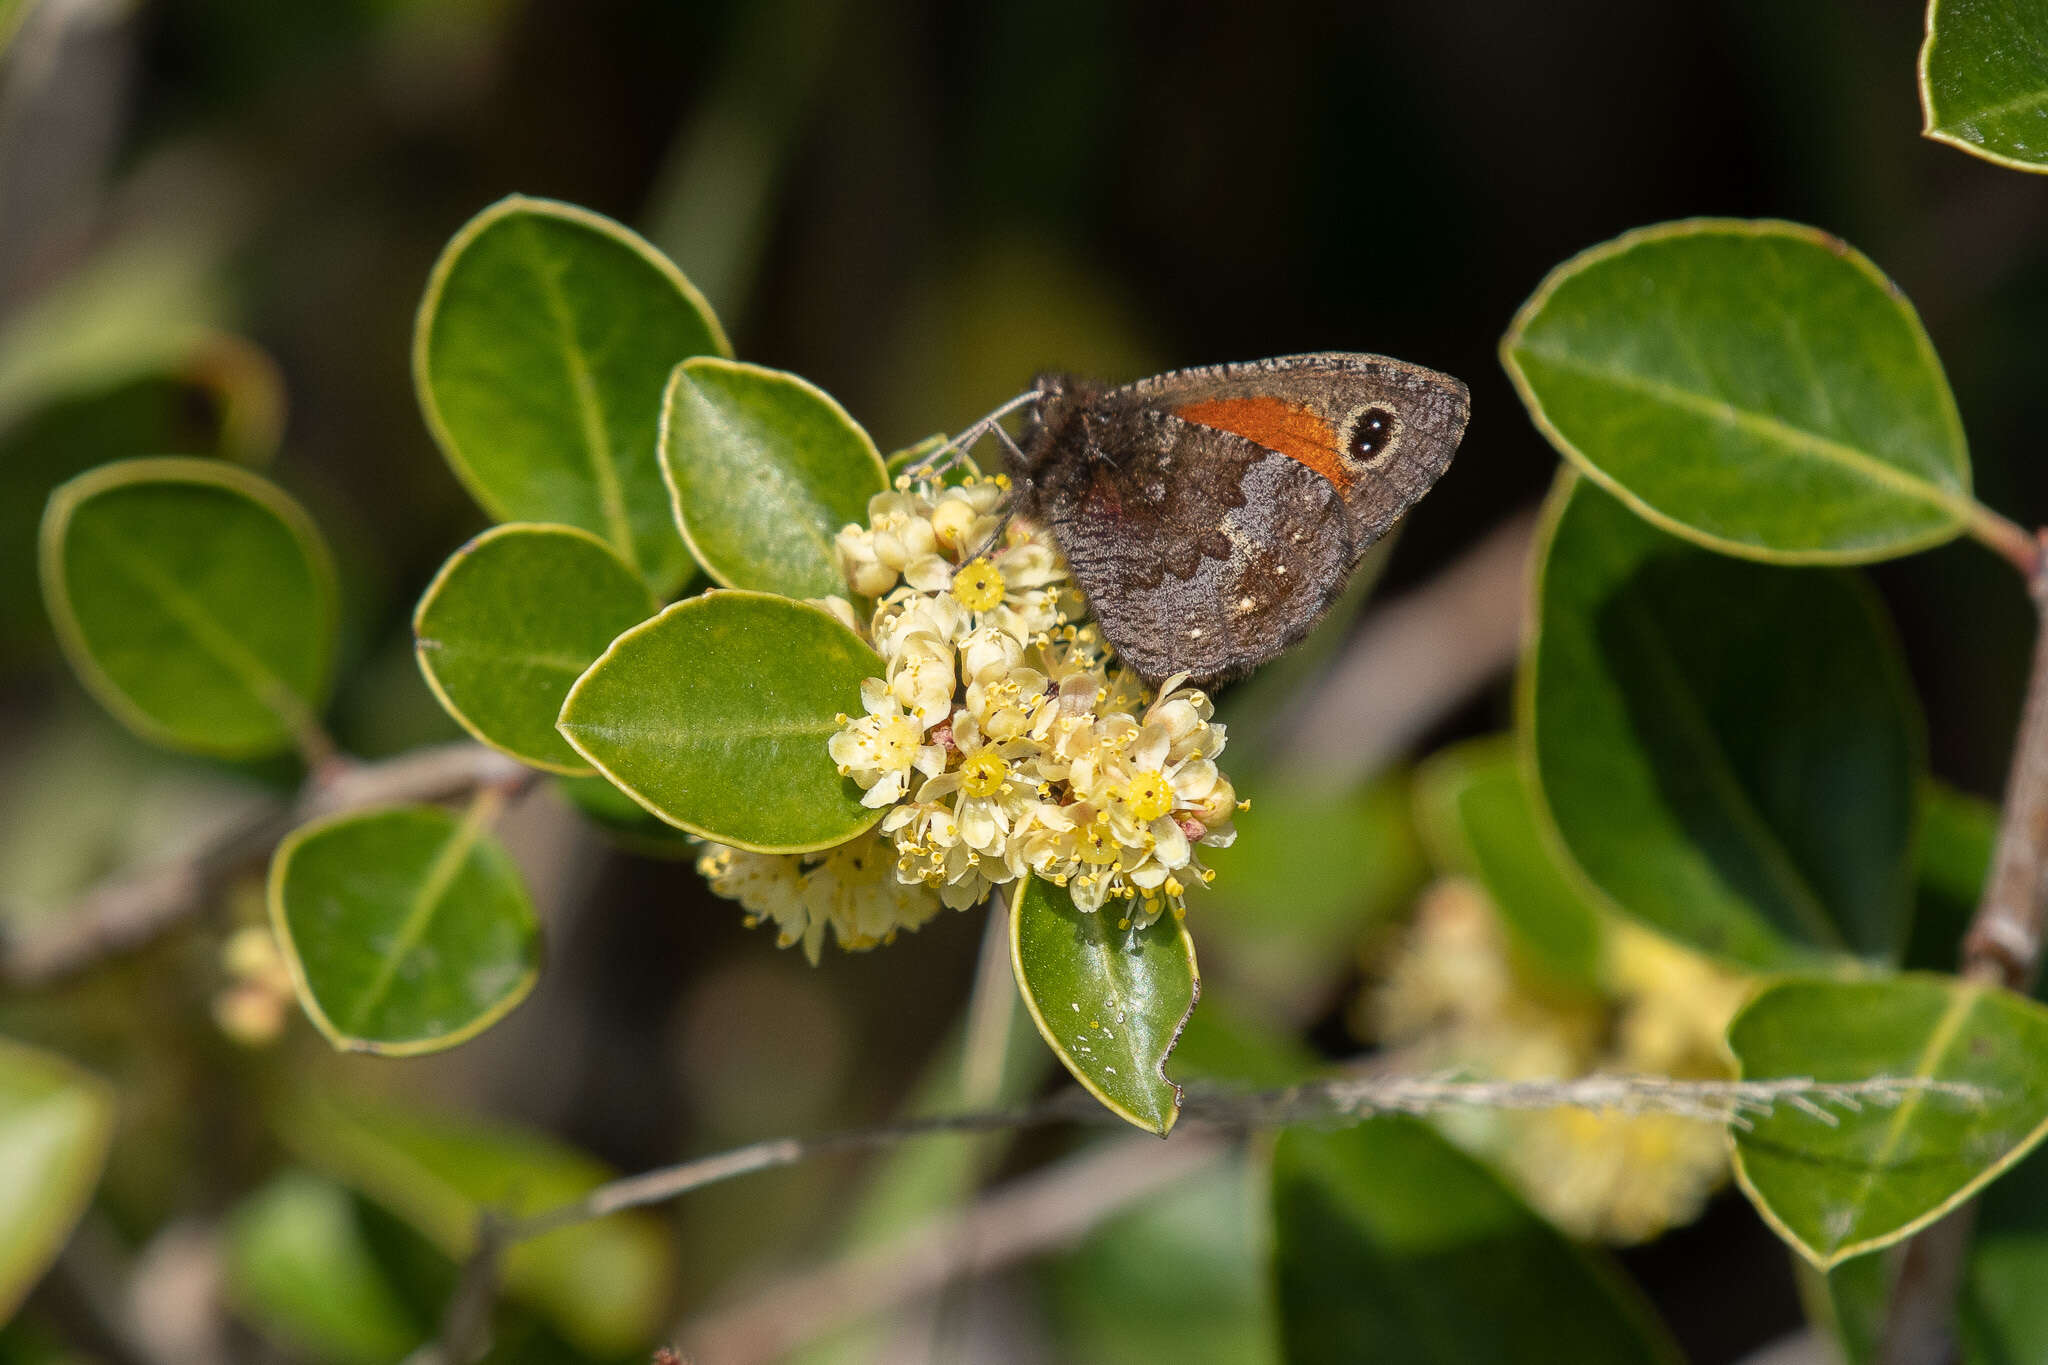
[943,353,1469,687]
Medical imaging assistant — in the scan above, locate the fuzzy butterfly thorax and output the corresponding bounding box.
[1003,353,1470,687]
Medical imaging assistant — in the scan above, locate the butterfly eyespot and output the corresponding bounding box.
[1348,407,1398,461]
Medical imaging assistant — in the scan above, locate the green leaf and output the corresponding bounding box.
[556,589,883,852]
[269,801,540,1055]
[222,1171,426,1364]
[1728,973,2048,1269]
[1904,781,1997,975]
[660,358,887,598]
[1271,1116,1680,1365]
[1921,0,2048,173]
[0,1038,114,1320]
[1502,219,1976,563]
[273,1091,672,1357]
[555,774,697,859]
[413,195,730,596]
[1009,874,1199,1136]
[1525,474,1922,971]
[414,523,658,775]
[39,457,337,759]
[1415,737,1605,991]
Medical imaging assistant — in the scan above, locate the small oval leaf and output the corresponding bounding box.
[556,590,883,852]
[1921,0,2048,173]
[414,196,730,596]
[40,457,337,758]
[660,358,888,598]
[0,1038,115,1321]
[1415,737,1605,991]
[1526,474,1922,971]
[1503,219,1975,562]
[269,802,540,1055]
[1271,1117,1681,1365]
[1010,875,1199,1136]
[414,523,658,775]
[1729,974,2048,1269]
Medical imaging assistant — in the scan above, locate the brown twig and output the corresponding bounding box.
[1,741,532,987]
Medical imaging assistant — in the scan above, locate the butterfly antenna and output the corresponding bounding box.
[905,389,1041,480]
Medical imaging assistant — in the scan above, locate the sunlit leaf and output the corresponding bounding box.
[1526,474,1922,970]
[1503,219,1975,562]
[1271,1116,1680,1364]
[39,457,336,759]
[1729,974,2048,1268]
[556,590,882,852]
[0,1038,114,1321]
[1921,0,2048,173]
[414,195,729,595]
[1010,875,1199,1136]
[660,358,887,599]
[269,802,540,1055]
[414,523,657,774]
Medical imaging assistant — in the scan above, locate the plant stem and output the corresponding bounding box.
[1968,505,2039,580]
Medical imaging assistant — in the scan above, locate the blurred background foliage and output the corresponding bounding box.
[3,1,2046,1361]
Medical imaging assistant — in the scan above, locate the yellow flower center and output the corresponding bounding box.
[951,557,1006,612]
[874,715,921,767]
[1078,818,1122,865]
[958,747,1008,798]
[1122,769,1174,822]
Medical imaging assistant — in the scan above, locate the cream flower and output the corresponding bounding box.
[828,679,944,807]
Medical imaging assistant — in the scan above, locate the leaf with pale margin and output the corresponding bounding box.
[269,803,540,1055]
[1921,0,2048,173]
[1503,219,1974,562]
[1729,974,2048,1269]
[556,589,882,852]
[414,195,730,596]
[414,523,657,774]
[1010,875,1199,1136]
[40,457,336,759]
[0,1037,114,1320]
[1272,1116,1681,1364]
[1526,474,1922,971]
[660,358,887,599]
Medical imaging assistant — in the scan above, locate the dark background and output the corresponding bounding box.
[5,1,2046,1360]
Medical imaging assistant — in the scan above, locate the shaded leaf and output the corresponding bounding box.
[1526,474,1921,970]
[660,358,887,598]
[40,457,336,759]
[1010,875,1199,1136]
[414,195,729,596]
[0,1038,115,1321]
[269,801,540,1055]
[1415,737,1605,991]
[1271,1116,1680,1365]
[1904,781,1997,975]
[1921,0,2048,173]
[555,774,697,859]
[273,1092,672,1357]
[414,523,658,774]
[1729,974,2048,1268]
[1503,219,1975,562]
[222,1171,426,1364]
[556,590,882,852]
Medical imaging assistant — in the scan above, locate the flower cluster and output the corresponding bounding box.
[1368,878,1752,1244]
[696,474,1242,961]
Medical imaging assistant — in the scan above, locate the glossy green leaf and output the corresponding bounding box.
[40,457,337,759]
[269,802,540,1055]
[222,1171,425,1364]
[273,1092,672,1357]
[1415,737,1605,991]
[1921,0,2048,172]
[414,523,658,774]
[1526,475,1922,970]
[414,195,730,595]
[1271,1116,1680,1365]
[556,590,882,852]
[0,1038,115,1321]
[1729,974,2048,1269]
[660,358,887,598]
[1503,219,1976,562]
[1010,874,1199,1136]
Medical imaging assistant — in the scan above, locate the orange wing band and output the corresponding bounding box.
[1172,397,1350,491]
